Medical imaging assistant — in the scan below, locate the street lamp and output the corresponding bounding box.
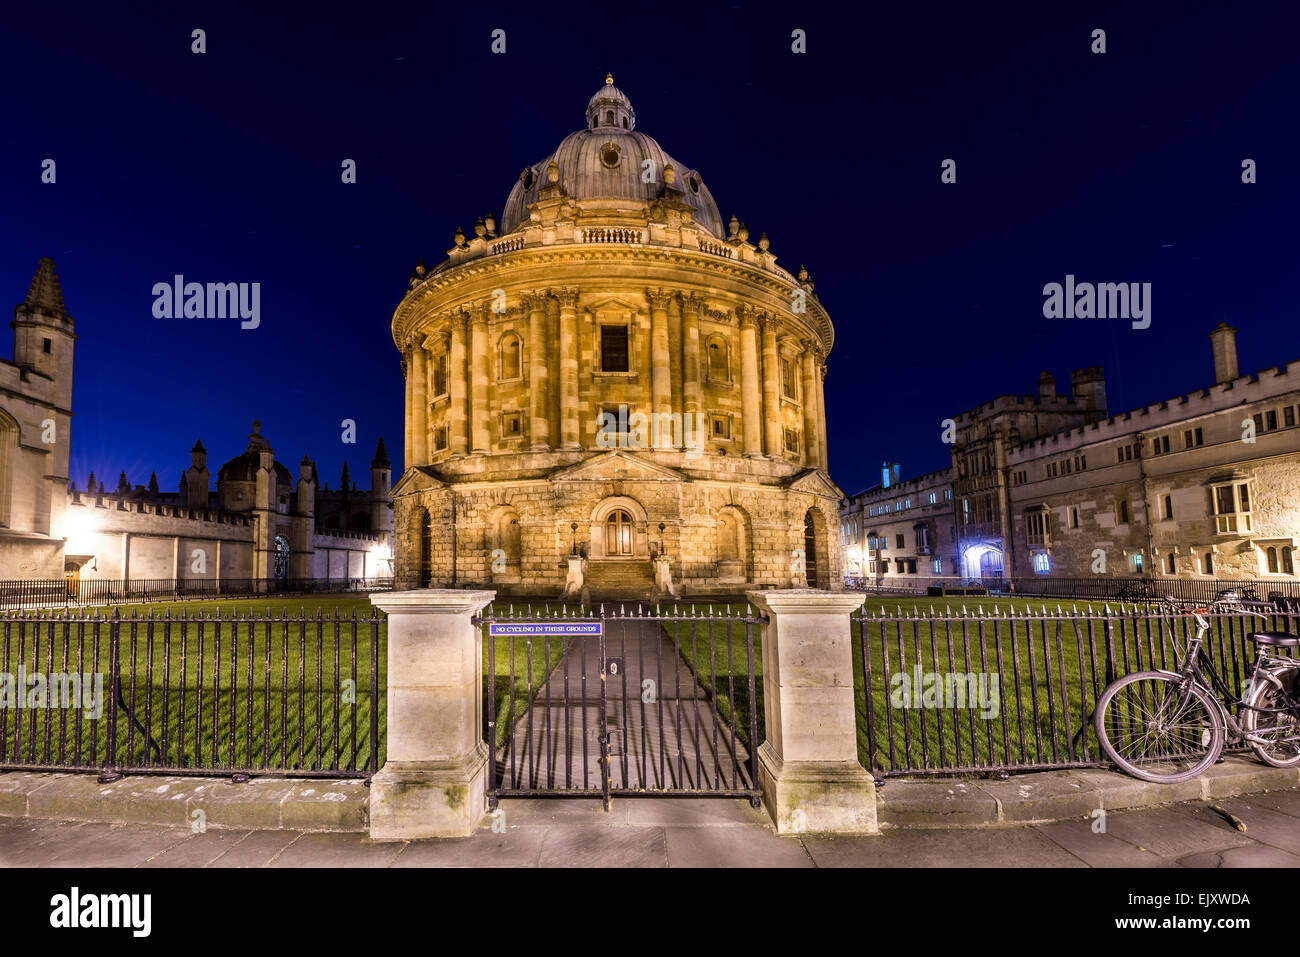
[570,522,578,556]
[658,522,666,558]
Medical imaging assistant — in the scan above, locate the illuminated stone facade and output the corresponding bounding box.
[391,77,843,597]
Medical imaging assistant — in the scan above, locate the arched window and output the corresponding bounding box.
[1204,552,1214,576]
[273,536,290,583]
[1267,546,1279,574]
[605,509,633,556]
[499,333,521,380]
[1284,547,1295,575]
[621,116,628,129]
[605,110,614,126]
[1166,552,1176,574]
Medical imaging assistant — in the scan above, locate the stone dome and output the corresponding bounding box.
[216,421,294,486]
[499,75,725,238]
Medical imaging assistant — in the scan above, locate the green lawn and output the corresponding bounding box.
[1,597,386,773]
[479,604,573,748]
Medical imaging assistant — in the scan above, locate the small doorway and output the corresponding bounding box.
[274,536,290,585]
[803,510,820,587]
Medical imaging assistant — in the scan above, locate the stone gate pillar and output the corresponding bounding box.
[747,589,876,835]
[368,589,495,839]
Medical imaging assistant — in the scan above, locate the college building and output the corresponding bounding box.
[841,324,1300,586]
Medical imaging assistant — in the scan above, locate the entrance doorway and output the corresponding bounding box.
[605,509,633,556]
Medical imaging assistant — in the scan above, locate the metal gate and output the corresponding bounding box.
[477,602,764,809]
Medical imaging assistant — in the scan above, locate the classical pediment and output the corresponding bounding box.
[551,450,685,483]
[391,465,446,497]
[788,468,845,500]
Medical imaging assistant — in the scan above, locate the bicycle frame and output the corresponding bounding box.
[1161,605,1299,746]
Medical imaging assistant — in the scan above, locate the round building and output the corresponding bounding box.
[390,76,842,597]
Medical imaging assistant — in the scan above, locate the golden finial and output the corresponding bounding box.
[605,73,614,85]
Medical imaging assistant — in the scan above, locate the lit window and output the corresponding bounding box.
[1210,481,1251,534]
[1033,553,1051,574]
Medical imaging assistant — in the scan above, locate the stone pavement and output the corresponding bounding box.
[5,789,1300,867]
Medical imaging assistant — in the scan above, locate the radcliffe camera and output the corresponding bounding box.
[1,0,1297,937]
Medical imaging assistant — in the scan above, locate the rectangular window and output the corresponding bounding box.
[1166,552,1176,574]
[1286,407,1296,428]
[944,489,952,501]
[1133,553,1143,572]
[1070,507,1079,529]
[1266,409,1278,431]
[783,428,799,453]
[42,338,51,354]
[895,533,904,549]
[600,325,630,372]
[502,412,522,437]
[1254,412,1264,434]
[434,427,448,451]
[1162,494,1173,520]
[433,352,448,397]
[932,558,942,574]
[928,492,937,504]
[1116,499,1129,525]
[1033,553,1050,574]
[710,414,731,439]
[780,358,796,399]
[1203,552,1214,576]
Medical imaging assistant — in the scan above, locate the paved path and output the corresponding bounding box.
[499,614,752,793]
[5,790,1300,867]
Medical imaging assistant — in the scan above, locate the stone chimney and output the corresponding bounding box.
[1037,371,1056,400]
[1210,323,1239,384]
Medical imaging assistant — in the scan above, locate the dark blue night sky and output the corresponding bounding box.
[3,2,1297,498]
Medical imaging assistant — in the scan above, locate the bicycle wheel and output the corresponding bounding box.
[1242,665,1300,768]
[1095,671,1225,783]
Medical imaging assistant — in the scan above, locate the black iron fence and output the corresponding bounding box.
[0,608,385,779]
[0,576,395,611]
[477,602,763,808]
[845,575,1300,604]
[852,600,1300,776]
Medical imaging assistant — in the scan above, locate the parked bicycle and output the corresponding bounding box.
[1094,595,1300,782]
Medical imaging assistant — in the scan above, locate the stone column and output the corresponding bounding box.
[470,305,490,453]
[448,314,469,455]
[679,292,702,418]
[800,342,820,468]
[526,293,550,450]
[402,351,413,468]
[368,589,495,839]
[647,288,673,449]
[411,343,429,465]
[760,314,782,457]
[816,355,829,469]
[746,589,876,834]
[557,287,581,449]
[739,308,763,457]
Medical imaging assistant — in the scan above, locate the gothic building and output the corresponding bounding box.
[391,76,843,597]
[0,258,75,577]
[62,425,394,583]
[0,257,395,584]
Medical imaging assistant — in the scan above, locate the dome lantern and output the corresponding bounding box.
[586,73,635,132]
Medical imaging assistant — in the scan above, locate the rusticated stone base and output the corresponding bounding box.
[369,744,489,840]
[758,742,878,835]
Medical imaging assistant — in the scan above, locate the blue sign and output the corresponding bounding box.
[488,622,603,638]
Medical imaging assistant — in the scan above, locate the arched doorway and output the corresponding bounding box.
[273,536,290,587]
[415,507,433,587]
[803,510,820,587]
[605,509,634,556]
